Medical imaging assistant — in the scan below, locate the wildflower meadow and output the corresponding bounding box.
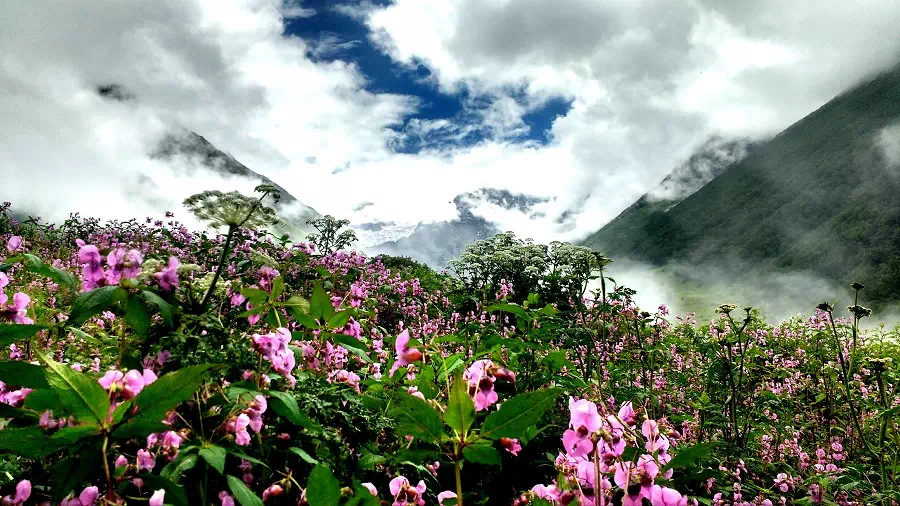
[0,187,897,506]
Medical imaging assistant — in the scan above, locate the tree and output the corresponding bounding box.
[306,215,357,255]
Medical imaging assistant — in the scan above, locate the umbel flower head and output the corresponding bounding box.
[183,185,279,230]
[715,303,738,315]
[847,305,872,319]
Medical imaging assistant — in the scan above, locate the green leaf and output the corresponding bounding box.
[241,288,270,305]
[199,446,227,474]
[67,326,101,345]
[290,446,319,464]
[267,390,320,430]
[445,374,475,436]
[0,324,48,346]
[662,442,717,471]
[0,427,58,458]
[306,465,341,506]
[358,450,385,470]
[141,290,175,327]
[331,333,371,363]
[137,474,189,506]
[227,451,271,470]
[481,388,560,439]
[310,281,334,321]
[39,352,110,424]
[485,303,529,318]
[277,295,310,315]
[326,310,353,330]
[161,451,199,483]
[23,388,58,411]
[70,285,127,326]
[114,364,215,438]
[228,474,264,506]
[390,396,446,444]
[290,308,320,330]
[271,277,285,300]
[125,292,151,337]
[0,360,49,388]
[20,253,78,292]
[51,423,103,446]
[463,442,502,466]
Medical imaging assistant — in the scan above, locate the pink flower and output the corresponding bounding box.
[500,437,522,456]
[234,413,252,446]
[153,257,181,292]
[562,398,601,458]
[463,360,499,411]
[0,273,7,290]
[389,330,422,376]
[263,484,284,501]
[389,476,426,506]
[219,491,236,506]
[614,455,659,501]
[251,328,296,387]
[137,449,156,471]
[362,483,378,496]
[1,479,30,505]
[6,236,22,254]
[115,455,128,468]
[650,485,687,506]
[437,491,458,505]
[76,239,105,291]
[0,292,33,324]
[98,369,156,399]
[62,486,100,506]
[149,489,165,506]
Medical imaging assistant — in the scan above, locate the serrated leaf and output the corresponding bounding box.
[23,388,58,411]
[463,442,501,466]
[278,295,310,314]
[0,427,59,458]
[290,446,319,464]
[267,390,320,430]
[481,388,560,440]
[200,446,227,474]
[445,374,475,436]
[310,282,333,321]
[0,324,48,346]
[113,364,215,438]
[390,396,446,444]
[0,360,49,388]
[228,475,264,506]
[307,465,341,506]
[326,310,353,330]
[331,334,371,363]
[39,352,110,425]
[70,286,127,326]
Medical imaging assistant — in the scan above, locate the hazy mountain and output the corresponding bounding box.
[583,64,900,310]
[371,188,547,268]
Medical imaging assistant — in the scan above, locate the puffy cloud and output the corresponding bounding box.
[2,0,900,247]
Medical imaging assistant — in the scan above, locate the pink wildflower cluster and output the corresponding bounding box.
[250,328,297,387]
[227,395,267,446]
[74,239,179,292]
[531,398,689,506]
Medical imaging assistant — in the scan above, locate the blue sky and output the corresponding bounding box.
[284,0,572,152]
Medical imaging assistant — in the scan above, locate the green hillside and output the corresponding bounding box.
[583,64,900,310]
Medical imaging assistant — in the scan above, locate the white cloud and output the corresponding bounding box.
[2,0,900,249]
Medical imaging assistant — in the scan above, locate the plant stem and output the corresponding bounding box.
[102,434,114,502]
[200,225,235,308]
[454,452,464,506]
